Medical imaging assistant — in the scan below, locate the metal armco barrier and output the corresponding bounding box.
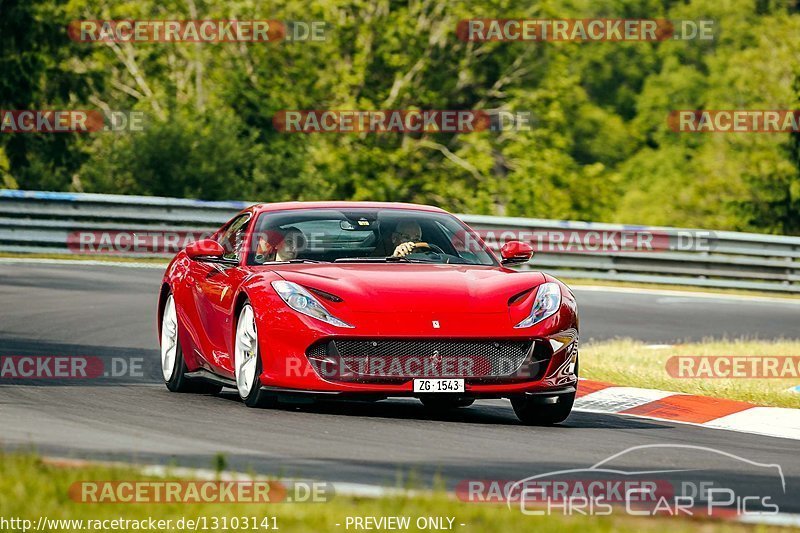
[2,189,799,293]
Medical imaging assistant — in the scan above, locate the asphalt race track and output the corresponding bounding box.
[1,262,799,512]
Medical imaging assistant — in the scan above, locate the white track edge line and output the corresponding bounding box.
[572,284,800,304]
[1,257,799,302]
[0,257,166,269]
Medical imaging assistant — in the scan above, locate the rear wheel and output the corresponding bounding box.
[235,302,274,407]
[511,392,575,425]
[419,397,475,411]
[161,294,221,394]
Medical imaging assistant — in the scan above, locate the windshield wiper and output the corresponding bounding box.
[334,256,426,263]
[389,256,455,264]
[333,257,389,263]
[333,256,443,264]
[280,259,328,264]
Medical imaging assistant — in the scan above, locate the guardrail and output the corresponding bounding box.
[2,189,799,293]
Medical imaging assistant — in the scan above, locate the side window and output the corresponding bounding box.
[216,214,252,262]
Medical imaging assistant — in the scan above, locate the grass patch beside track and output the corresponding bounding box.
[0,452,784,532]
[582,339,800,408]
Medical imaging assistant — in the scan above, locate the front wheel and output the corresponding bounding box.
[511,392,575,425]
[235,302,274,408]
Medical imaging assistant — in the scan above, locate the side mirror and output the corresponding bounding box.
[500,240,533,265]
[186,239,226,260]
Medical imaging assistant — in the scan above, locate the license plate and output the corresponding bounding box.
[413,378,465,393]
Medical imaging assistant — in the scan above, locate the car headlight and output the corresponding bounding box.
[271,280,353,328]
[514,282,561,328]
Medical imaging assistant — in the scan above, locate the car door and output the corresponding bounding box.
[186,213,252,377]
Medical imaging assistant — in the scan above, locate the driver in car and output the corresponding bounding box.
[254,227,305,263]
[391,220,423,257]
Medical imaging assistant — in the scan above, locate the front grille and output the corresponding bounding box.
[307,339,536,379]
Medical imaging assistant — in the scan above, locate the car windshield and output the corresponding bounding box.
[246,208,497,266]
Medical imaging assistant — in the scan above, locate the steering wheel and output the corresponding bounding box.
[412,242,446,255]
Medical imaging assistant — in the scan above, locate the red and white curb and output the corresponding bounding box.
[575,379,800,441]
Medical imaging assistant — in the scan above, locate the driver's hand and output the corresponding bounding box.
[392,242,417,257]
[254,238,269,264]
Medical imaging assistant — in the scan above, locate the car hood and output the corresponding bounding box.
[268,263,545,314]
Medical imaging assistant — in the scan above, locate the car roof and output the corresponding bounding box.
[250,201,449,215]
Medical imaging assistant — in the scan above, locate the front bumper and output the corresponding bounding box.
[254,305,579,397]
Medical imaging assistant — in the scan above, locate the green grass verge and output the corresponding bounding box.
[582,339,800,408]
[0,453,783,532]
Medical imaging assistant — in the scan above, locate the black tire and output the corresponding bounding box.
[419,396,475,410]
[511,392,575,425]
[241,354,276,408]
[166,346,222,394]
[163,321,222,394]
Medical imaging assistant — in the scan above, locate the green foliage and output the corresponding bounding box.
[1,0,799,233]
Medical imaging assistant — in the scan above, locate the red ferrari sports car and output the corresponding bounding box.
[157,202,579,425]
